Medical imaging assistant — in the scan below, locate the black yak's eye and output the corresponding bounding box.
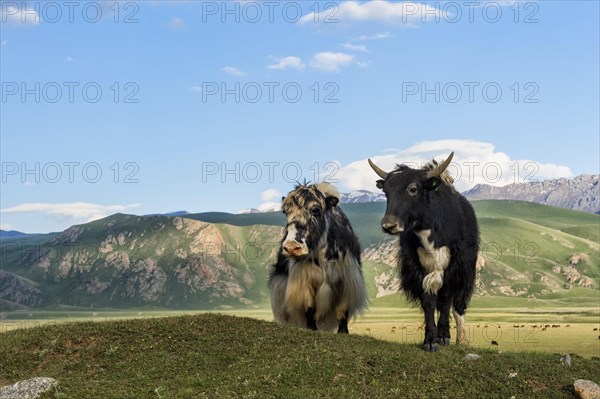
[310,207,321,217]
[408,184,418,196]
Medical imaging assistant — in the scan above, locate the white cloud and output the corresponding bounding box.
[300,1,445,25]
[169,17,185,29]
[341,42,368,52]
[267,56,305,71]
[309,52,354,72]
[255,189,283,212]
[355,32,395,41]
[1,5,40,25]
[1,202,140,224]
[0,223,14,231]
[260,188,283,202]
[336,140,573,192]
[222,66,247,76]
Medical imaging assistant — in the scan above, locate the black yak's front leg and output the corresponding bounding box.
[306,307,318,330]
[436,291,452,346]
[421,293,439,352]
[337,310,349,334]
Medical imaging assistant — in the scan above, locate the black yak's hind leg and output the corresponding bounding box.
[337,310,349,334]
[306,307,318,330]
[452,293,469,345]
[436,291,452,346]
[421,293,439,352]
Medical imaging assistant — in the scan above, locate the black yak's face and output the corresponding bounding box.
[376,168,442,235]
[280,184,339,258]
[368,152,454,235]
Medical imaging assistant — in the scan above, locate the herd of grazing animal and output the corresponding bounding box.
[268,152,480,352]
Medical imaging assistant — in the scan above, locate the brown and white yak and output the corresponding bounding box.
[268,183,368,333]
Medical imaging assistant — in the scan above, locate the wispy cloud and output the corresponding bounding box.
[222,66,247,76]
[341,43,368,52]
[1,6,40,25]
[169,17,185,29]
[309,52,355,72]
[267,56,306,71]
[1,202,141,223]
[336,140,573,192]
[0,223,14,231]
[300,1,444,25]
[355,32,395,41]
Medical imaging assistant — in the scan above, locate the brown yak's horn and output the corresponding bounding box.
[426,152,454,178]
[368,159,389,179]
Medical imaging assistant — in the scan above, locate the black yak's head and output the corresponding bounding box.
[280,183,340,258]
[368,152,454,235]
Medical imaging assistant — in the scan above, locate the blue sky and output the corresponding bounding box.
[1,0,599,233]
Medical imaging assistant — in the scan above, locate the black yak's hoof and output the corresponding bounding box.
[440,337,451,346]
[422,342,439,352]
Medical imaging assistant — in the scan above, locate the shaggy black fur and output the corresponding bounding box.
[378,166,478,352]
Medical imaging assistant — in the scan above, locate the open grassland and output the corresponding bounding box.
[3,295,599,358]
[1,314,599,399]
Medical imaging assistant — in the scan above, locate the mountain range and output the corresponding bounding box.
[240,175,599,214]
[463,174,599,214]
[1,200,598,311]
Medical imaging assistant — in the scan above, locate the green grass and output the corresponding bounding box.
[1,314,599,398]
[472,200,599,231]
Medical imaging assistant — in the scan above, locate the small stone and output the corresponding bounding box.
[0,377,58,399]
[574,379,600,399]
[464,353,481,360]
[508,372,518,379]
[560,353,571,367]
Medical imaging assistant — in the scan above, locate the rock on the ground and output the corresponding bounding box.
[0,377,58,399]
[464,353,481,360]
[574,379,600,399]
[561,353,572,367]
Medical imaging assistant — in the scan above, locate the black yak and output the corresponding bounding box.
[369,152,478,351]
[268,183,368,333]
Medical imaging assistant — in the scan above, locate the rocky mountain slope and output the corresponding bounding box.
[1,201,598,310]
[463,174,599,213]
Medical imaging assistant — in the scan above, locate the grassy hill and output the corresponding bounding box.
[1,314,598,398]
[0,200,598,310]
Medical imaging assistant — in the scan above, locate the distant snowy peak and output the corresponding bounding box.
[339,190,386,204]
[238,208,267,214]
[238,190,385,214]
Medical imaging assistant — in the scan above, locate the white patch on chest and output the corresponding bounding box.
[415,229,450,295]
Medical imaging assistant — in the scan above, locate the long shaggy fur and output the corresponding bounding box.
[376,159,478,349]
[268,183,368,332]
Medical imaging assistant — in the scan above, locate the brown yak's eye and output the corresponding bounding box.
[311,207,321,217]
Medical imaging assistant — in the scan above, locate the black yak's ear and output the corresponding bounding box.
[425,177,442,191]
[376,179,385,189]
[325,196,339,208]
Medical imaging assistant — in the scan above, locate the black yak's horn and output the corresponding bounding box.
[368,159,389,180]
[427,152,454,178]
